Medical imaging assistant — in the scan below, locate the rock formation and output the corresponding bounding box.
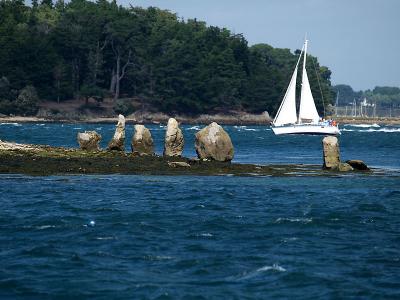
[346,160,370,171]
[107,114,125,151]
[322,136,341,169]
[164,118,184,157]
[195,122,234,162]
[77,131,102,151]
[131,124,154,155]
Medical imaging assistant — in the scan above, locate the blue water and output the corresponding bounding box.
[1,122,400,299]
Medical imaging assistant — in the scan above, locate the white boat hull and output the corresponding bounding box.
[271,124,341,136]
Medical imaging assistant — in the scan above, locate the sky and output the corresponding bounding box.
[124,0,400,91]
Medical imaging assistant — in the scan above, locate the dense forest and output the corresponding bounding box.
[0,0,334,117]
[333,85,400,108]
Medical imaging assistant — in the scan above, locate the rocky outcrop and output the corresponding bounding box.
[322,136,341,169]
[338,162,354,172]
[164,118,184,157]
[131,124,154,155]
[346,160,370,171]
[195,122,234,162]
[107,114,125,151]
[168,161,191,168]
[77,131,101,151]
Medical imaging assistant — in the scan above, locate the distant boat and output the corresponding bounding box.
[271,39,340,136]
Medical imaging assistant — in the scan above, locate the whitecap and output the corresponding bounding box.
[96,236,115,240]
[364,128,400,133]
[257,264,286,272]
[275,217,312,224]
[243,128,258,131]
[345,123,380,128]
[199,233,213,237]
[187,126,200,130]
[73,127,82,130]
[36,225,56,230]
[0,122,21,126]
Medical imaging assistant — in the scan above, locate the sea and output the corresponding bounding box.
[0,122,399,299]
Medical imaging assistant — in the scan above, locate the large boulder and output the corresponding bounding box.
[107,114,125,151]
[195,122,234,162]
[322,136,341,169]
[77,131,101,151]
[346,160,370,171]
[131,124,154,155]
[164,118,184,157]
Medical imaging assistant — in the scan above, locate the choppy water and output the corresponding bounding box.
[1,122,400,299]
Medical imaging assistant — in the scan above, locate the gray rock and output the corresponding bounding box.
[322,136,340,169]
[346,160,370,171]
[168,161,191,168]
[131,124,154,155]
[338,162,354,172]
[164,118,184,157]
[77,131,102,151]
[195,122,234,162]
[107,114,125,151]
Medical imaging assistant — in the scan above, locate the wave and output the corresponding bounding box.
[257,264,286,272]
[0,122,21,126]
[364,128,400,133]
[344,123,380,128]
[275,217,313,224]
[187,126,200,131]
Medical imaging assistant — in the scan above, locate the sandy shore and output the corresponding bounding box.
[1,114,400,125]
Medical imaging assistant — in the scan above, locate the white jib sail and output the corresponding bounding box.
[273,67,298,126]
[298,40,320,124]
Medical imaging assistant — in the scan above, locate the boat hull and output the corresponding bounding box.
[271,124,341,136]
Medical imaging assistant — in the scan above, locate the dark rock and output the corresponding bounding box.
[346,160,370,171]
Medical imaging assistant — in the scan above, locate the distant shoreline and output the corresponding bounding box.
[1,115,400,125]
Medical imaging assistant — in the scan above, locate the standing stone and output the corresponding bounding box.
[195,122,234,162]
[77,131,102,151]
[322,136,341,169]
[107,114,125,151]
[131,124,154,155]
[164,118,184,157]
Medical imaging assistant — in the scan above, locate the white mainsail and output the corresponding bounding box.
[273,46,303,126]
[298,40,320,123]
[273,67,298,126]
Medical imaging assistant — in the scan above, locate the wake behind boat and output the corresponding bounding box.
[271,39,340,136]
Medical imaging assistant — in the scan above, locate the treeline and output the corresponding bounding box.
[0,0,334,116]
[333,85,400,108]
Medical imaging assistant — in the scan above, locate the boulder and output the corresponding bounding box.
[195,122,234,162]
[164,118,184,157]
[107,114,125,151]
[131,124,154,155]
[338,162,354,172]
[346,160,370,171]
[77,131,102,151]
[322,136,340,169]
[168,161,191,168]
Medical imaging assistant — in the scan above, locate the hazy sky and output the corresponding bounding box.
[125,0,399,91]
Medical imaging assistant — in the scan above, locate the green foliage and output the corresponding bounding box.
[15,85,39,115]
[333,84,400,108]
[0,0,335,116]
[113,98,135,115]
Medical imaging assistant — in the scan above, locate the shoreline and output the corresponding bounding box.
[1,115,400,125]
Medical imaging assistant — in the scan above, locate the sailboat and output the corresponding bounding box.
[271,39,340,136]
